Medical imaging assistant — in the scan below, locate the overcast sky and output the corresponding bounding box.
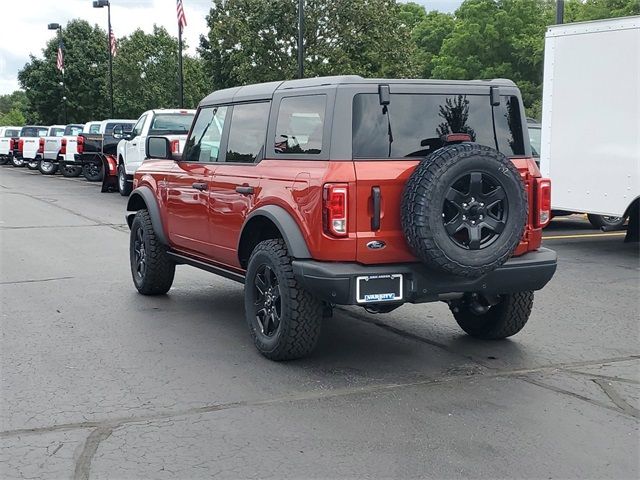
[0,0,463,95]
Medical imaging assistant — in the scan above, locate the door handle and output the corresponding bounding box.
[371,186,381,231]
[235,186,254,195]
[192,182,208,191]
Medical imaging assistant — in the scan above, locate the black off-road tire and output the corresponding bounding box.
[39,160,58,175]
[401,143,527,278]
[118,163,132,196]
[0,157,8,165]
[83,160,104,182]
[587,214,626,230]
[60,162,82,177]
[130,209,175,295]
[245,239,322,361]
[451,291,534,339]
[26,160,39,170]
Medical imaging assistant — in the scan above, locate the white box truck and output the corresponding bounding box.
[540,16,639,239]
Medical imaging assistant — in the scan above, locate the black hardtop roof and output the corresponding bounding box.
[200,76,517,106]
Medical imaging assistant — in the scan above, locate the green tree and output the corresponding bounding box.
[18,19,110,124]
[565,0,640,21]
[199,0,416,90]
[0,108,26,126]
[411,10,456,78]
[0,90,29,118]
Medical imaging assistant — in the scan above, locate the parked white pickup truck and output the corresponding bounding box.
[58,121,101,177]
[36,125,65,174]
[115,109,194,195]
[0,126,21,165]
[11,126,48,168]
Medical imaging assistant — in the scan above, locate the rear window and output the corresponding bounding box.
[4,129,20,137]
[274,95,325,155]
[149,113,194,135]
[20,127,48,137]
[64,125,83,136]
[88,124,100,134]
[50,128,65,137]
[105,122,134,135]
[352,93,526,158]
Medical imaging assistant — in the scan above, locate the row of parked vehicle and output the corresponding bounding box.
[0,109,194,195]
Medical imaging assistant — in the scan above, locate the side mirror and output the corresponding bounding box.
[113,124,123,139]
[146,136,173,160]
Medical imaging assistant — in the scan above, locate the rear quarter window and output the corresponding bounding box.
[494,96,527,156]
[274,95,325,155]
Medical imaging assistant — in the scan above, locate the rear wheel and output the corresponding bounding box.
[245,239,322,361]
[450,291,534,339]
[83,160,103,182]
[39,160,58,175]
[118,164,132,196]
[10,157,24,167]
[26,160,39,170]
[587,214,626,230]
[0,157,8,165]
[60,162,82,177]
[130,209,175,295]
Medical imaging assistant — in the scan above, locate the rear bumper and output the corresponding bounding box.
[292,248,557,305]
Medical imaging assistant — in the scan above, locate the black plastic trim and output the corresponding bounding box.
[241,205,312,259]
[292,248,557,305]
[167,251,245,284]
[125,186,169,245]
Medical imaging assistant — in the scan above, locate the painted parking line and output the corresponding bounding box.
[543,232,626,240]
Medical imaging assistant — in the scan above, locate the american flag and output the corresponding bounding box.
[176,0,187,31]
[56,39,64,73]
[109,27,117,57]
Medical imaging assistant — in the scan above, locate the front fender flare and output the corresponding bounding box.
[241,205,311,259]
[126,186,168,245]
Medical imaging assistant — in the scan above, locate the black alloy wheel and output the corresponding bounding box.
[132,226,147,281]
[253,264,282,338]
[442,171,508,250]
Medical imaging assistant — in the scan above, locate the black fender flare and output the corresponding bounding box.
[240,205,311,259]
[126,186,169,245]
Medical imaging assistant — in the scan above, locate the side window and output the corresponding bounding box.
[132,115,146,137]
[494,96,527,156]
[225,102,270,163]
[352,93,495,159]
[274,95,325,154]
[182,106,228,163]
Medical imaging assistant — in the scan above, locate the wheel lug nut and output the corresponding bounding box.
[462,215,467,220]
[462,203,468,208]
[471,220,476,225]
[479,203,484,207]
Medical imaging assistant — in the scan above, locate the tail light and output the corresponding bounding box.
[323,183,348,237]
[9,139,14,150]
[535,178,551,228]
[60,138,67,154]
[38,137,45,153]
[18,139,24,152]
[76,135,84,154]
[170,139,180,154]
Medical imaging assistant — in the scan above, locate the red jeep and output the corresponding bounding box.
[126,76,557,360]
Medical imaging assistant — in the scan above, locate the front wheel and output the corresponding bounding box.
[587,214,626,230]
[83,160,103,182]
[118,164,132,196]
[450,291,534,339]
[130,209,175,295]
[245,239,322,361]
[39,160,58,175]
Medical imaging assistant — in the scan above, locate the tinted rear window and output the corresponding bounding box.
[20,127,47,137]
[4,129,20,137]
[149,113,194,135]
[352,93,526,158]
[50,128,65,137]
[64,125,83,136]
[105,123,134,135]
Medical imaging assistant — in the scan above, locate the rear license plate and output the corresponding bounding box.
[356,274,403,303]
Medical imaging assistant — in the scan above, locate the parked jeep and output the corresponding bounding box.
[126,76,557,360]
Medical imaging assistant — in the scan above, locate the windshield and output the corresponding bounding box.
[4,129,20,137]
[149,113,194,135]
[64,125,83,136]
[528,125,542,157]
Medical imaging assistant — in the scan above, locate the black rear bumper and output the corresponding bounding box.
[292,248,557,305]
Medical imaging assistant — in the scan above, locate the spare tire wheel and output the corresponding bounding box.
[401,143,527,278]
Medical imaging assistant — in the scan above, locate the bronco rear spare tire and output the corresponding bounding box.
[401,143,527,278]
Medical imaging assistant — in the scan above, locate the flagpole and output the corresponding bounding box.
[178,24,184,108]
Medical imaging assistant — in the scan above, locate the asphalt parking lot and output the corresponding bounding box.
[1,166,638,480]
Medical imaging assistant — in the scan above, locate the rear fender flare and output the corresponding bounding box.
[240,205,311,261]
[126,186,168,245]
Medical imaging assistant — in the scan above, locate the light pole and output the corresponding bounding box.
[93,0,114,117]
[48,23,67,123]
